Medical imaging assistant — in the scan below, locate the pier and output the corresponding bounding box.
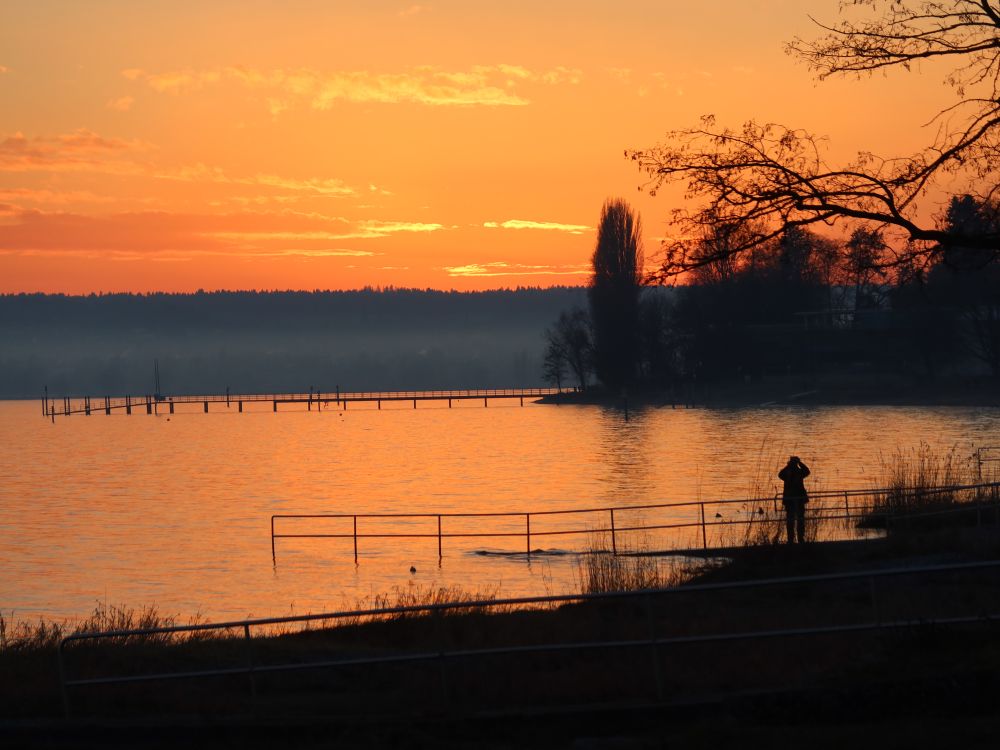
[41,386,573,420]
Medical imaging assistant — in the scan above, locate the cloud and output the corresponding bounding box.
[0,129,147,172]
[0,188,120,206]
[0,131,364,210]
[123,64,580,108]
[444,261,589,277]
[359,220,443,233]
[397,4,428,17]
[106,96,134,112]
[0,208,427,261]
[156,163,358,199]
[207,220,444,242]
[483,219,591,235]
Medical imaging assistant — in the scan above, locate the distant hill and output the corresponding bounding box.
[0,288,587,399]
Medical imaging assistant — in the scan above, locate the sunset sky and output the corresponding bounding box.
[0,0,958,293]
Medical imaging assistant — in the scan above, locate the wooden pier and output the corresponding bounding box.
[41,387,573,420]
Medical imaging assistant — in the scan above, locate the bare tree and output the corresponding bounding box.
[543,308,592,389]
[629,1,1000,279]
[542,332,568,390]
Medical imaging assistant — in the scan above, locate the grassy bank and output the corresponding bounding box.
[4,526,1000,732]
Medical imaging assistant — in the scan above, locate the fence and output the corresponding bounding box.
[57,558,1000,716]
[977,446,1000,480]
[270,482,1000,561]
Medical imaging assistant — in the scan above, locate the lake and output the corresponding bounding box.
[2,397,998,625]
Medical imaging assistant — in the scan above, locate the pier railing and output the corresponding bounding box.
[57,558,1000,716]
[270,481,1000,561]
[42,387,575,419]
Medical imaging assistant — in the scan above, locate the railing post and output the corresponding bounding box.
[526,513,531,557]
[844,492,850,520]
[438,515,443,560]
[58,640,71,717]
[435,607,450,709]
[270,516,276,562]
[645,594,664,700]
[700,503,707,549]
[353,515,358,563]
[244,623,257,697]
[869,575,880,625]
[610,508,617,555]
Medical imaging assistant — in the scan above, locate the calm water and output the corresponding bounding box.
[2,398,998,624]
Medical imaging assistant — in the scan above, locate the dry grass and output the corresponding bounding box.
[860,443,1000,528]
[576,534,704,594]
[0,602,208,654]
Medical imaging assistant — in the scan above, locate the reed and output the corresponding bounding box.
[859,443,1000,528]
[576,534,703,594]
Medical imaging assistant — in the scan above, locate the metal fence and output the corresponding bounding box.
[270,482,1000,561]
[58,558,1000,716]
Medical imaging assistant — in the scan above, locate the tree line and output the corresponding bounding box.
[544,2,1000,395]
[542,195,1000,392]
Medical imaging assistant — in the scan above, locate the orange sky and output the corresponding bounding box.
[0,0,960,293]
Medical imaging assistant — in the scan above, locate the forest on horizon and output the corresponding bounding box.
[0,287,589,399]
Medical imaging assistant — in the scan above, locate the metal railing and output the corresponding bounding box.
[977,446,1000,480]
[58,558,1000,716]
[270,482,1000,561]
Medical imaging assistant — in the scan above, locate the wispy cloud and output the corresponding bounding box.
[0,208,434,260]
[397,4,428,17]
[483,219,591,235]
[207,220,444,242]
[156,163,359,199]
[0,130,369,210]
[0,129,147,173]
[123,64,581,108]
[106,96,134,112]
[0,188,121,206]
[444,261,589,277]
[359,220,443,233]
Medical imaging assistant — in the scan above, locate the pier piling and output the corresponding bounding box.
[41,387,566,420]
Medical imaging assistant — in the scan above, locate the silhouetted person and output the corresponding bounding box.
[778,456,810,544]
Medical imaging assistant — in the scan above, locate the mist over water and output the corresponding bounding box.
[2,399,998,624]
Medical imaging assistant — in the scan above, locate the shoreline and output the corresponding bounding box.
[539,376,1000,409]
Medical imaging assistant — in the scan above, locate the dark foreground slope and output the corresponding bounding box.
[3,524,1000,748]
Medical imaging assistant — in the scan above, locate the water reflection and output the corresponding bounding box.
[595,405,658,502]
[1,399,998,623]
